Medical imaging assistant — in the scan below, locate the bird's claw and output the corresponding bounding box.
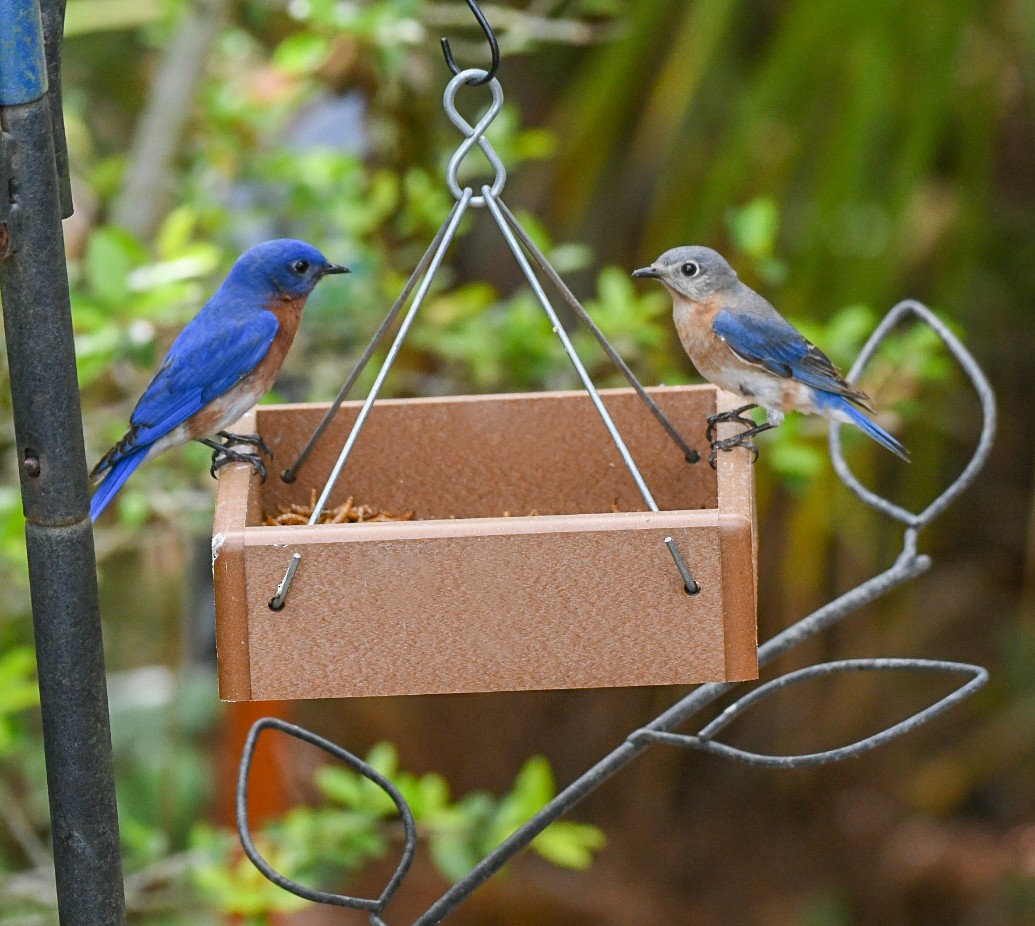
[209,446,268,482]
[706,415,757,444]
[217,431,273,460]
[708,432,761,469]
[705,404,758,444]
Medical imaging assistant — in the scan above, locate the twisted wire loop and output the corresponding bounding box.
[444,68,506,206]
[280,68,503,484]
[237,719,416,911]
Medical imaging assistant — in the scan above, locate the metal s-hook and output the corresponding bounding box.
[440,0,500,86]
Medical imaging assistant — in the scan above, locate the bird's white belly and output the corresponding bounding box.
[144,382,265,462]
[714,366,787,409]
[207,383,266,434]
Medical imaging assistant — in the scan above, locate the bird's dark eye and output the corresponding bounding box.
[291,259,310,274]
[681,261,700,278]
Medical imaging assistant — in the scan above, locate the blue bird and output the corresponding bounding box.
[90,239,349,521]
[633,246,908,466]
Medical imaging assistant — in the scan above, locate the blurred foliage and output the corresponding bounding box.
[193,745,604,922]
[1,0,1032,924]
[0,660,602,924]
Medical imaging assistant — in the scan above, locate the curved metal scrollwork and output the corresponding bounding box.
[632,659,989,768]
[237,718,417,913]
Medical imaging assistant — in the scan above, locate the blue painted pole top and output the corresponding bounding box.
[0,0,48,105]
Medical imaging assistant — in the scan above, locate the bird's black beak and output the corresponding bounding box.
[321,263,350,276]
[632,266,660,280]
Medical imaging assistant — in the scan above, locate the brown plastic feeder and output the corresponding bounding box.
[212,384,758,701]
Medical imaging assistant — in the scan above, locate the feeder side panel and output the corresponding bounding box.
[253,387,719,521]
[212,410,257,701]
[240,511,726,699]
[715,389,760,679]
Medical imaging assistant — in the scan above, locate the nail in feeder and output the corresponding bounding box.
[211,67,759,702]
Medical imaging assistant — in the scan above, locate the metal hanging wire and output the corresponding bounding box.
[269,62,703,611]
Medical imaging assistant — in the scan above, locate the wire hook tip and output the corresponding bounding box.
[440,0,500,86]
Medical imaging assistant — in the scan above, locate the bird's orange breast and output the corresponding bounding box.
[672,294,731,373]
[182,294,308,440]
[255,294,307,385]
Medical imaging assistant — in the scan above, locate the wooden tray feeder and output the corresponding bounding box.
[213,386,757,701]
[210,66,759,701]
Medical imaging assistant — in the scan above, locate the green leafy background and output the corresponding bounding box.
[0,1,1032,924]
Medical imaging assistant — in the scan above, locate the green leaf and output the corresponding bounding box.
[727,197,780,260]
[531,821,607,870]
[75,326,122,388]
[766,431,826,490]
[490,756,556,842]
[115,489,152,529]
[273,32,331,75]
[0,647,39,717]
[155,205,200,259]
[192,839,310,916]
[83,227,147,306]
[314,765,365,808]
[398,770,450,821]
[365,741,399,779]
[511,756,555,810]
[428,833,482,883]
[313,749,398,818]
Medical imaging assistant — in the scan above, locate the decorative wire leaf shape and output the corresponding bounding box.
[632,659,988,768]
[830,299,997,535]
[237,718,417,913]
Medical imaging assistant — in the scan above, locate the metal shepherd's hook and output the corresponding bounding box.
[440,0,500,85]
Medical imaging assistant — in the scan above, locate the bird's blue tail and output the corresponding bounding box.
[817,393,909,461]
[90,449,148,522]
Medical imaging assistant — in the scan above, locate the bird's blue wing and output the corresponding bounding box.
[712,309,867,403]
[90,305,279,507]
[125,307,279,450]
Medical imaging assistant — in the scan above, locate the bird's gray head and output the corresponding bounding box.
[632,246,738,301]
[226,239,349,299]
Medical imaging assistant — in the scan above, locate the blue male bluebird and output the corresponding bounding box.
[89,239,348,521]
[633,246,908,466]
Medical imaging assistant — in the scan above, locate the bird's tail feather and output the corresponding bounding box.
[819,393,909,461]
[90,448,148,522]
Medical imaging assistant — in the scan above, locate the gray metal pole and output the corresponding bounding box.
[0,1,127,923]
